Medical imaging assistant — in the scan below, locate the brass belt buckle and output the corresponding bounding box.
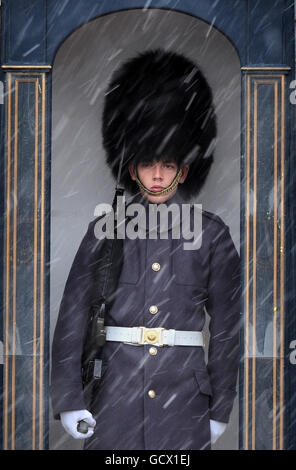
[138,326,166,346]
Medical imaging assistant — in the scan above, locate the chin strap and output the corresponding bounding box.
[134,166,183,196]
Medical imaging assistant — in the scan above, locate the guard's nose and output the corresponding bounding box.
[152,163,163,180]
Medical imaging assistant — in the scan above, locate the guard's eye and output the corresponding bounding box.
[164,163,176,169]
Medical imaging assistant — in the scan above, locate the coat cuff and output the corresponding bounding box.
[50,380,87,420]
[209,388,237,423]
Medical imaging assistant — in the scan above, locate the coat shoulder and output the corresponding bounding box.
[189,204,228,229]
[190,205,230,248]
[201,209,228,228]
[82,214,109,246]
[88,213,109,230]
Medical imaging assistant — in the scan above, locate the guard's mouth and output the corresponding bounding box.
[150,186,164,192]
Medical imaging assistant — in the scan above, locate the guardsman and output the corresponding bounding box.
[50,49,241,450]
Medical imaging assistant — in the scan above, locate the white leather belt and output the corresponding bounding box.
[104,326,205,347]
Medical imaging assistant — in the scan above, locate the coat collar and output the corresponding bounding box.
[124,190,187,235]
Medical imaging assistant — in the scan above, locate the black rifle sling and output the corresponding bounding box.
[82,146,126,385]
[97,145,126,331]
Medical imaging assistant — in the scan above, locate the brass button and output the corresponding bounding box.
[149,347,158,355]
[148,389,156,398]
[149,305,158,315]
[152,262,161,271]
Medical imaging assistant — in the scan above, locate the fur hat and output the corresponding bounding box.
[102,49,217,200]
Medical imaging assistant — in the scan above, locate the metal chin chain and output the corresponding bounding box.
[134,167,183,196]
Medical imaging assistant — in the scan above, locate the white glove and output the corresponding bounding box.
[60,409,96,439]
[210,419,227,445]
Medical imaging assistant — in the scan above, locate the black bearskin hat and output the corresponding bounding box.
[102,49,217,200]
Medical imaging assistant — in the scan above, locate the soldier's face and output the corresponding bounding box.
[129,159,189,203]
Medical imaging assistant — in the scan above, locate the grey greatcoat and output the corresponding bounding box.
[50,191,241,450]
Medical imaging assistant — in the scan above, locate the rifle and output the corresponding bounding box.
[81,186,124,389]
[79,149,126,434]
